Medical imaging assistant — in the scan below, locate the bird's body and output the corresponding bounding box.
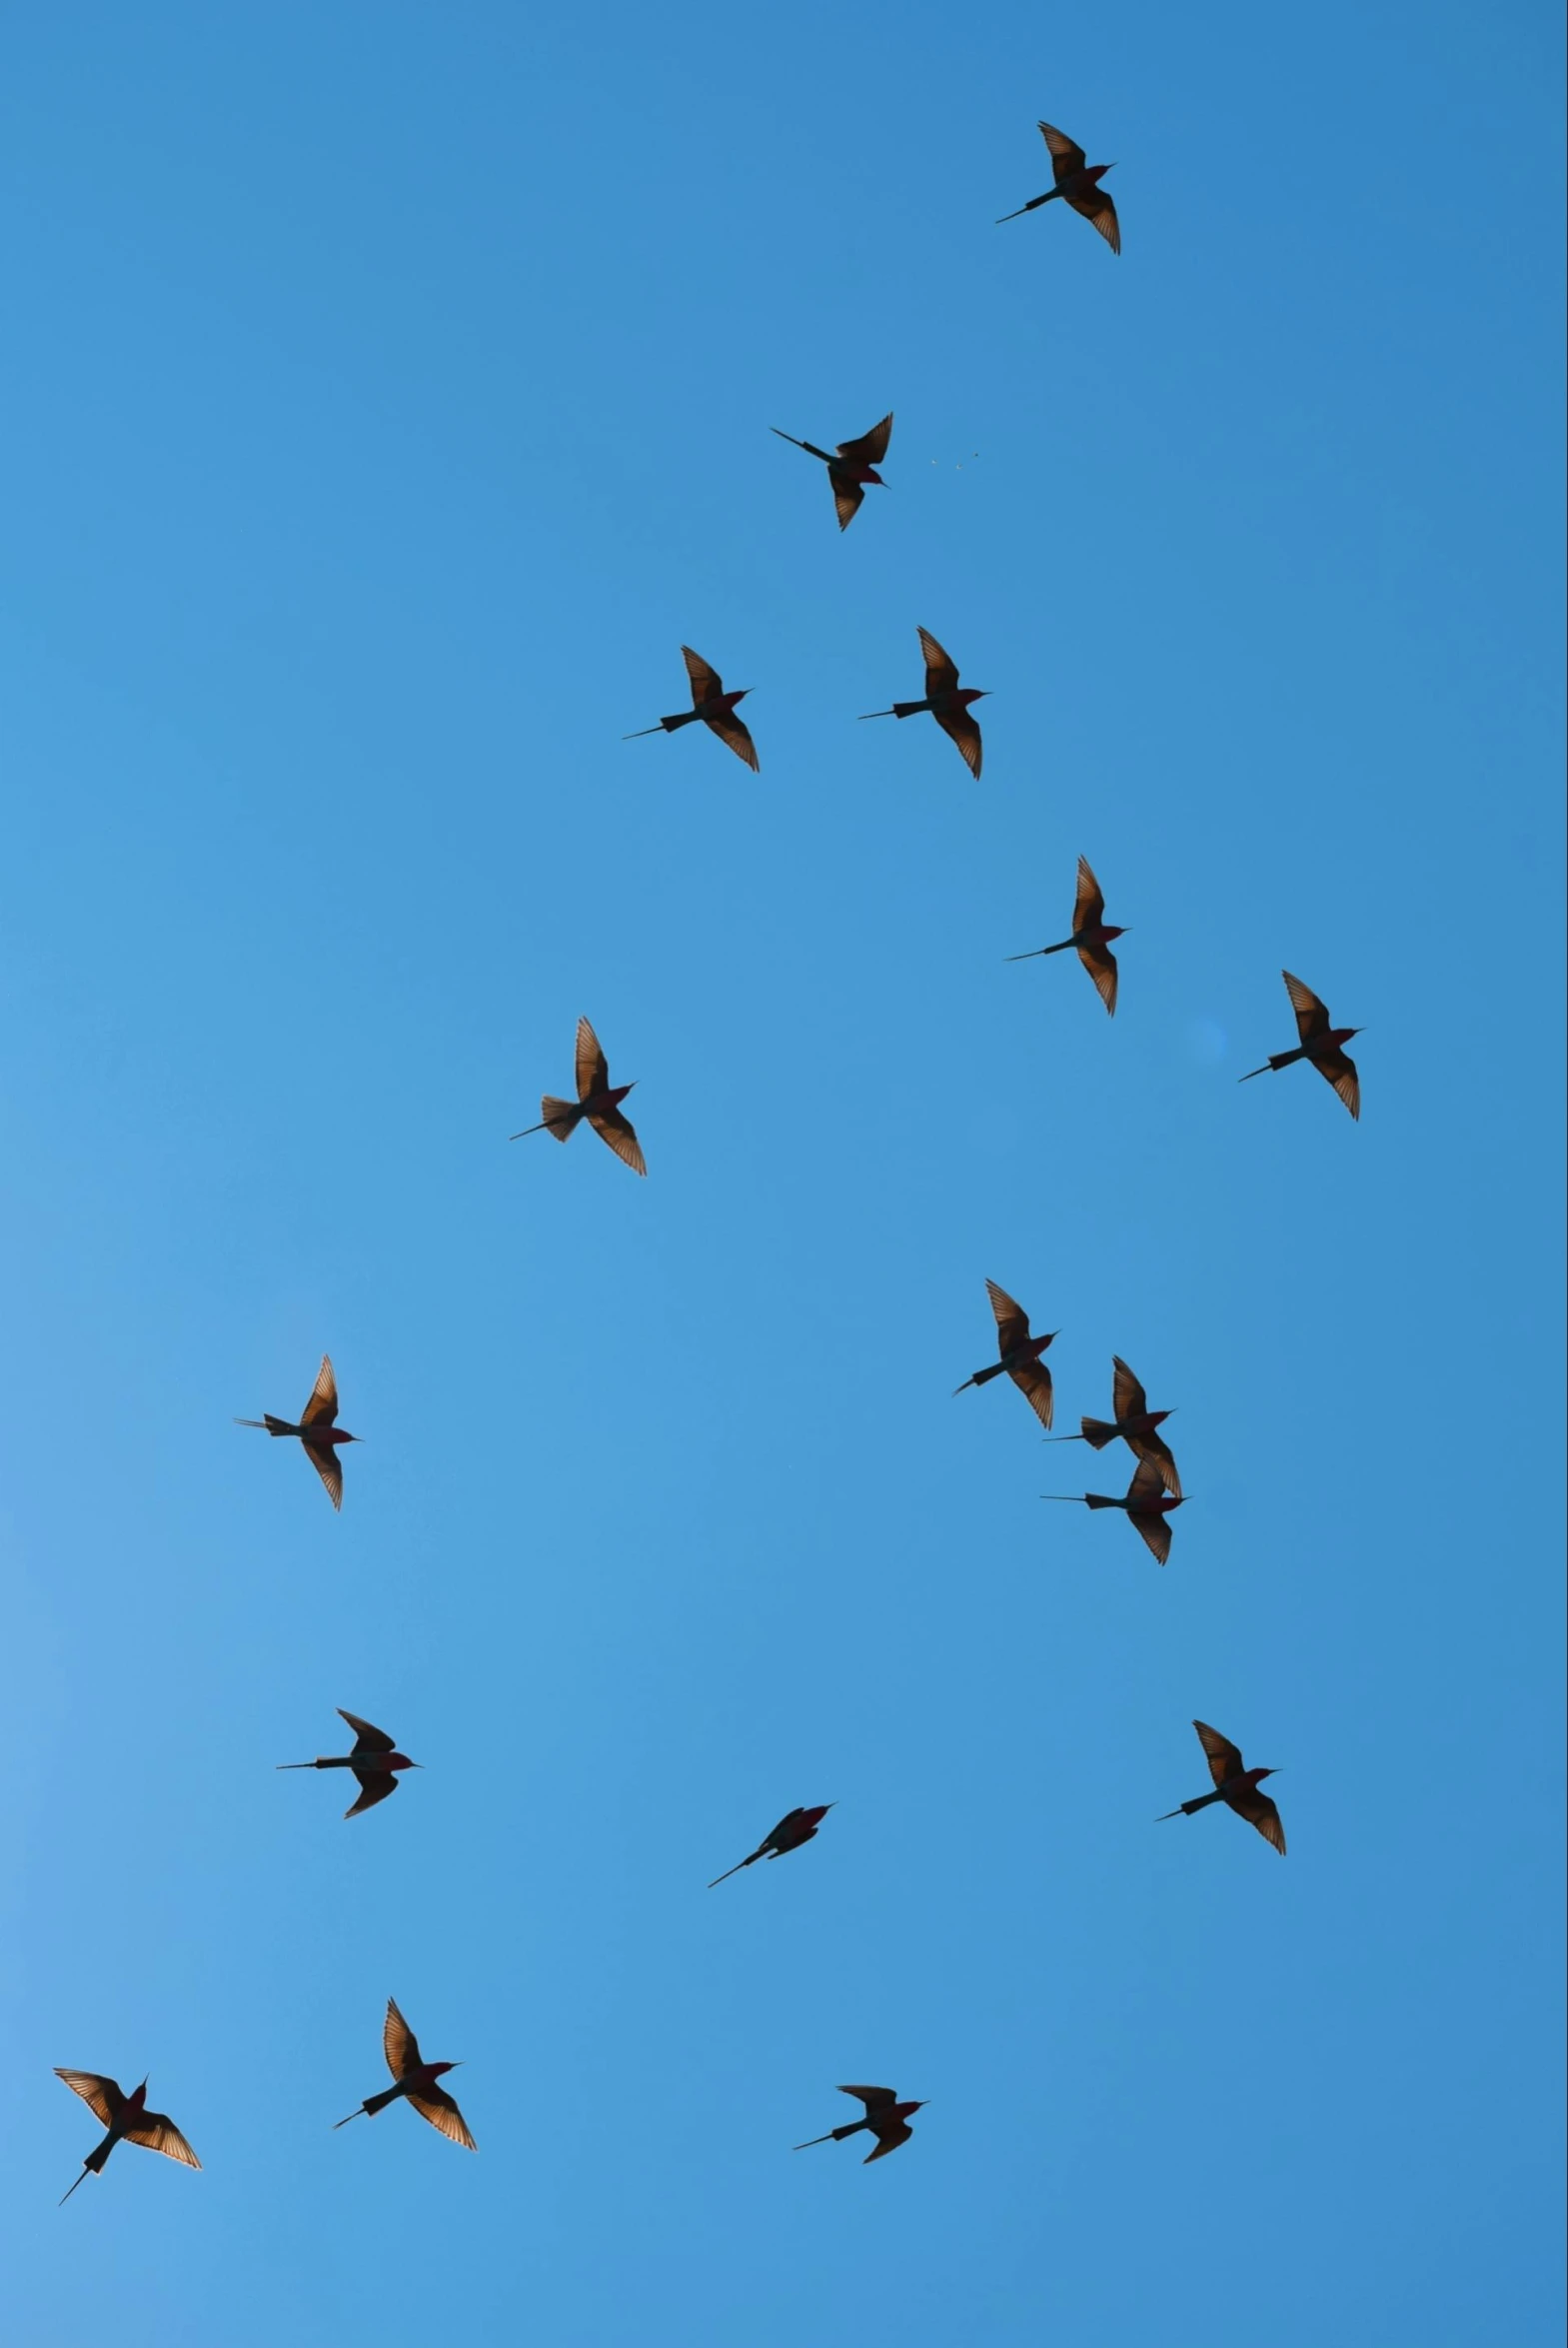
[235,1354,358,1509]
[1240,971,1363,1119]
[1006,856,1127,1014]
[954,1279,1057,1429]
[278,1708,421,1818]
[336,1998,476,2148]
[860,627,987,777]
[55,2071,200,2205]
[1046,1356,1180,1495]
[997,121,1120,252]
[512,1016,646,1174]
[1042,1454,1186,1563]
[625,645,759,771]
[1158,1720,1285,1854]
[709,1803,833,1887]
[771,414,891,530]
[793,2084,926,2164]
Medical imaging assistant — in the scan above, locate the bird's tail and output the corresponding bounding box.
[1239,1051,1298,1084]
[707,1852,759,1889]
[235,1414,296,1434]
[792,2122,863,2150]
[1077,1418,1120,1450]
[995,192,1053,223]
[276,1760,324,1770]
[1003,940,1072,960]
[334,2084,400,2128]
[59,2141,111,2204]
[1157,1792,1223,1820]
[953,1362,1003,1396]
[539,1098,579,1143]
[1082,1492,1121,1510]
[59,2167,92,2205]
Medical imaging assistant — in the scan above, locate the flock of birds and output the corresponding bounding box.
[53,115,1367,2203]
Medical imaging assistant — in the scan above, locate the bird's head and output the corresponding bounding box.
[1146,1407,1173,1427]
[1089,163,1115,182]
[1254,1767,1279,1782]
[956,688,989,707]
[1101,924,1129,943]
[430,2061,462,2079]
[899,2099,928,2116]
[723,688,752,709]
[388,1753,421,1772]
[800,1803,834,1829]
[129,2079,149,2110]
[864,467,885,487]
[610,1081,637,1105]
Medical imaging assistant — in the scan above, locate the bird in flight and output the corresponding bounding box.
[335,1997,476,2148]
[770,413,892,531]
[1240,971,1363,1120]
[860,627,988,778]
[624,645,759,771]
[277,1709,422,1818]
[794,2085,926,2164]
[511,1016,646,1174]
[709,1804,834,1887]
[55,2070,200,2205]
[235,1354,359,1510]
[1006,856,1127,1015]
[954,1280,1057,1429]
[1045,1356,1180,1496]
[996,120,1120,253]
[1042,1453,1187,1564]
[1158,1720,1285,1855]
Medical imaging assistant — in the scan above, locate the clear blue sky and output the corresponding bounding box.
[2,5,1562,2342]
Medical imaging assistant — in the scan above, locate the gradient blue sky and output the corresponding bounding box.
[3,5,1563,2343]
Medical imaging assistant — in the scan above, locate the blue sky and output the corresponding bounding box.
[2,4,1563,2342]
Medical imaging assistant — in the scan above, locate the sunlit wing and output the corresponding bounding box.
[1282,970,1331,1043]
[575,1016,609,1102]
[837,2084,897,2110]
[55,2071,123,2129]
[984,1279,1030,1354]
[304,1440,343,1511]
[837,413,892,466]
[410,2088,477,2149]
[1073,856,1106,933]
[302,1354,339,1427]
[1232,1790,1286,1855]
[588,1109,648,1175]
[384,1998,421,2081]
[1069,189,1120,252]
[1132,1429,1182,1499]
[830,474,865,531]
[1038,121,1087,180]
[1194,1720,1244,1788]
[346,1768,399,1818]
[682,645,723,703]
[1077,940,1118,1014]
[1131,1510,1171,1565]
[1316,1048,1360,1121]
[1127,1454,1167,1509]
[916,627,959,694]
[124,2112,200,2169]
[1009,1359,1054,1430]
[339,1710,396,1753]
[935,705,982,778]
[864,2121,913,2161]
[1110,1356,1148,1422]
[706,708,761,772]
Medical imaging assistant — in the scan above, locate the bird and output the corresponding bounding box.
[770,413,892,531]
[510,1015,646,1174]
[55,2070,200,2205]
[235,1354,359,1510]
[1239,971,1363,1120]
[996,121,1120,253]
[335,1997,476,2148]
[624,645,759,771]
[1044,1356,1180,1496]
[794,2085,926,2164]
[1006,856,1127,1014]
[709,1804,834,1887]
[1158,1720,1285,1855]
[953,1279,1057,1429]
[859,626,988,778]
[277,1708,422,1818]
[1041,1453,1187,1564]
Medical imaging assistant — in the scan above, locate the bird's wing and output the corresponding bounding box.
[837,413,893,465]
[339,1710,396,1754]
[55,2071,123,2129]
[837,2084,898,2110]
[916,627,959,694]
[346,1768,399,1818]
[831,476,866,531]
[1194,1720,1244,1787]
[303,1441,344,1511]
[768,1807,806,1840]
[1127,1454,1166,1509]
[588,1108,648,1175]
[409,2087,477,2149]
[984,1279,1030,1352]
[934,705,983,779]
[1073,855,1106,932]
[705,707,761,772]
[1282,970,1331,1042]
[123,2112,201,2168]
[1132,1429,1182,1499]
[301,1354,339,1427]
[1038,121,1087,180]
[1076,940,1118,1014]
[682,645,723,703]
[1068,187,1120,252]
[1110,1357,1148,1421]
[575,1016,610,1102]
[384,1998,422,2080]
[1008,1360,1054,1428]
[1315,1048,1361,1122]
[864,2121,913,2161]
[1132,1510,1171,1565]
[1232,1790,1286,1854]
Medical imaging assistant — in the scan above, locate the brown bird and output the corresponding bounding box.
[510,1016,646,1174]
[1044,1356,1180,1496]
[954,1279,1057,1429]
[1006,856,1127,1014]
[277,1708,422,1818]
[996,121,1120,253]
[1240,971,1363,1120]
[860,626,988,778]
[1158,1720,1285,1855]
[1042,1453,1187,1564]
[794,2085,926,2164]
[771,413,892,531]
[624,645,759,771]
[235,1354,359,1510]
[55,2071,200,2206]
[335,1997,476,2148]
[709,1804,834,1887]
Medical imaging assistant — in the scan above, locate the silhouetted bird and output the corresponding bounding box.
[794,2085,926,2164]
[1045,1356,1180,1495]
[1240,971,1363,1120]
[56,2071,200,2205]
[996,121,1120,252]
[1042,1453,1186,1563]
[771,413,892,531]
[709,1804,834,1887]
[511,1016,646,1174]
[278,1708,421,1818]
[860,627,987,778]
[625,646,759,771]
[335,1997,475,2148]
[1006,856,1127,1014]
[235,1354,359,1511]
[1158,1720,1285,1855]
[954,1279,1056,1429]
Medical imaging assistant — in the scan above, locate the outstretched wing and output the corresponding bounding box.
[830,475,866,531]
[410,2086,477,2149]
[1131,1509,1171,1565]
[1194,1720,1244,1787]
[1073,856,1106,933]
[1231,1789,1286,1855]
[1008,1359,1054,1430]
[705,707,761,772]
[384,1998,422,2081]
[576,1016,610,1102]
[836,413,892,466]
[1132,1427,1182,1499]
[1110,1357,1148,1422]
[1127,1454,1167,1509]
[302,1355,339,1428]
[1314,1048,1361,1122]
[935,705,983,779]
[864,2121,913,2161]
[588,1107,648,1175]
[1068,187,1120,252]
[346,1768,399,1818]
[1282,970,1331,1044]
[303,1441,343,1511]
[916,626,959,694]
[55,2071,124,2129]
[682,645,723,704]
[124,2111,201,2169]
[984,1279,1030,1353]
[1038,121,1087,181]
[1076,940,1118,1014]
[339,1710,396,1754]
[837,2084,898,2111]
